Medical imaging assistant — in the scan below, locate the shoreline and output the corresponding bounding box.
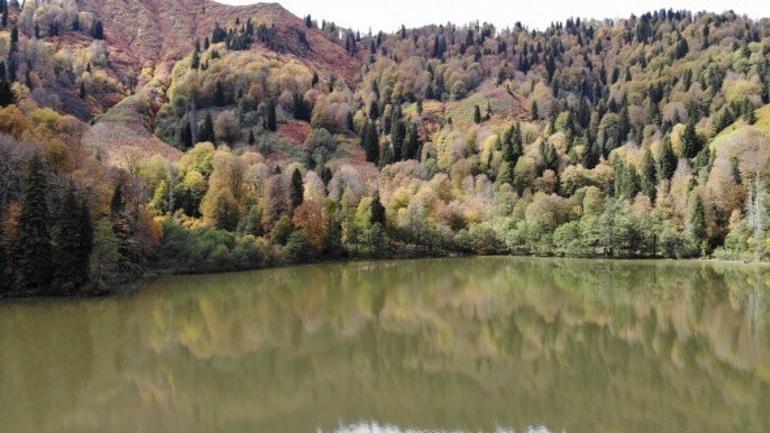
[3,253,769,302]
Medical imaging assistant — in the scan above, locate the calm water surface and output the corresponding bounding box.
[1,257,769,433]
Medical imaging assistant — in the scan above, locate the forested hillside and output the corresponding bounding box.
[1,0,770,296]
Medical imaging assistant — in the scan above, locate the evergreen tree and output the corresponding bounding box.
[92,20,104,40]
[689,193,707,252]
[390,118,405,161]
[744,101,757,125]
[681,119,701,159]
[473,104,482,124]
[52,186,92,293]
[180,121,193,149]
[248,128,255,145]
[658,137,677,180]
[290,168,304,209]
[640,148,657,201]
[0,79,14,106]
[13,154,51,290]
[110,182,133,265]
[370,193,386,226]
[362,121,380,163]
[198,112,215,143]
[401,123,419,161]
[266,99,277,131]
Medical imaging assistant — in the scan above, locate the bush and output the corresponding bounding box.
[158,220,268,273]
[284,230,312,263]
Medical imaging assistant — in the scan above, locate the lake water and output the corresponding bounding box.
[1,257,769,433]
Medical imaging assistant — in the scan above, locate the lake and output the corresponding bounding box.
[1,257,769,433]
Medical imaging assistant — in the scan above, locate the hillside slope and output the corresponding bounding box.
[75,0,360,84]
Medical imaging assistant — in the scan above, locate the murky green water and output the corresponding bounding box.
[1,257,769,433]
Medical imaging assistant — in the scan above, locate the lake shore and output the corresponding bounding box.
[4,252,769,301]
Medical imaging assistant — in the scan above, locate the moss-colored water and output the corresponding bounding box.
[1,257,769,433]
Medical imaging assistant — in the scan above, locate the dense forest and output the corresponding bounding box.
[1,0,770,296]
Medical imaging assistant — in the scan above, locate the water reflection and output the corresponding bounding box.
[1,257,769,433]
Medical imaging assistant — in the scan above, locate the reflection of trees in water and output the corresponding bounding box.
[1,258,770,433]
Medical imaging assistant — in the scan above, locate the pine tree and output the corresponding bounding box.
[640,148,657,201]
[363,121,380,163]
[0,79,14,106]
[689,193,707,253]
[290,168,304,209]
[401,123,419,161]
[51,186,91,293]
[681,119,701,159]
[110,182,133,265]
[180,121,193,149]
[390,118,405,161]
[13,154,51,290]
[658,136,677,180]
[92,20,104,40]
[266,99,277,131]
[473,104,481,124]
[198,111,215,143]
[248,128,255,145]
[370,193,386,226]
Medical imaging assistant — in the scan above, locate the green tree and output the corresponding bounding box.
[92,20,104,39]
[89,218,121,288]
[689,193,707,253]
[284,230,312,263]
[51,186,93,293]
[370,193,386,226]
[362,120,379,163]
[473,104,481,124]
[681,119,701,159]
[0,80,15,106]
[401,123,419,160]
[290,168,304,209]
[266,99,277,131]
[640,148,657,200]
[198,112,216,144]
[658,136,677,181]
[13,154,51,290]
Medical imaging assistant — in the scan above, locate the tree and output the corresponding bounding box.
[640,148,657,201]
[89,218,120,288]
[266,99,277,131]
[51,186,93,293]
[473,104,481,124]
[214,110,241,144]
[746,176,766,259]
[13,154,51,290]
[658,137,677,181]
[401,123,419,161]
[681,119,701,159]
[92,20,104,39]
[370,193,386,226]
[284,230,312,263]
[198,112,216,144]
[361,120,379,163]
[689,192,707,253]
[290,168,304,209]
[0,80,14,107]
